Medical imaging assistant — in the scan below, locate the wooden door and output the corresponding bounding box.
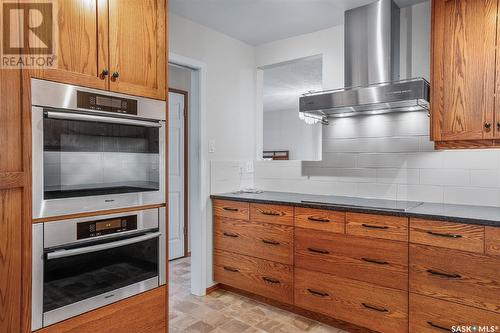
[108,0,166,100]
[431,0,497,142]
[35,0,108,89]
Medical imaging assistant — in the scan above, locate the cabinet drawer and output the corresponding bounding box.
[250,203,294,226]
[294,207,345,233]
[295,268,408,333]
[213,200,249,220]
[486,227,500,257]
[214,249,293,304]
[410,293,500,333]
[410,218,484,253]
[410,244,500,313]
[295,228,408,290]
[214,217,293,265]
[346,212,408,241]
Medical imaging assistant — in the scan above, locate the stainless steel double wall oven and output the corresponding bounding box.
[30,79,167,330]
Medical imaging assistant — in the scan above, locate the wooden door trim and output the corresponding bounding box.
[169,88,189,258]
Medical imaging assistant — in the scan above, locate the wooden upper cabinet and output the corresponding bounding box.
[431,0,497,145]
[39,0,108,89]
[108,0,166,100]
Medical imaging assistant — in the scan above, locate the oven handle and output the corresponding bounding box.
[45,111,162,128]
[46,232,162,260]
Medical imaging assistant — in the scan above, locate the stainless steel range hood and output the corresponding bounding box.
[299,0,430,122]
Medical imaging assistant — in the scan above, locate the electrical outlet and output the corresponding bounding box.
[245,161,254,173]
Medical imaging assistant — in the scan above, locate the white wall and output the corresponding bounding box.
[169,13,256,161]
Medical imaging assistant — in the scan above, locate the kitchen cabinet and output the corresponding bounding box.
[431,0,499,148]
[35,0,166,100]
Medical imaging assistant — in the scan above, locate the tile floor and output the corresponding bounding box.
[169,257,350,333]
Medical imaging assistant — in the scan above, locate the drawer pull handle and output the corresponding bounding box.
[223,232,239,238]
[223,266,239,273]
[427,321,452,332]
[307,289,330,297]
[361,257,389,265]
[307,247,330,254]
[426,231,463,239]
[361,224,389,230]
[261,210,281,216]
[262,277,280,284]
[262,239,280,245]
[307,217,330,223]
[362,303,388,313]
[427,269,462,279]
[223,207,239,212]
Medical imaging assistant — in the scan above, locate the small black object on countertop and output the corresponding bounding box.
[210,191,500,228]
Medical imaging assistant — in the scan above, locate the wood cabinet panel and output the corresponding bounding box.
[346,212,408,241]
[214,249,293,304]
[36,286,166,333]
[295,228,408,290]
[431,0,497,142]
[250,203,294,226]
[108,0,166,99]
[295,268,408,333]
[214,217,294,265]
[0,189,23,333]
[486,227,500,257]
[213,200,249,220]
[410,244,500,313]
[37,0,107,89]
[409,293,500,333]
[0,70,22,172]
[410,218,484,253]
[294,207,345,233]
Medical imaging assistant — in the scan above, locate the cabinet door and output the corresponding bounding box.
[37,0,108,89]
[431,0,497,141]
[108,0,166,100]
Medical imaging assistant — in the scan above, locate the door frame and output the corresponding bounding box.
[169,52,209,297]
[168,88,189,258]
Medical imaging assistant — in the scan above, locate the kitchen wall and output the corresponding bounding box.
[253,1,500,208]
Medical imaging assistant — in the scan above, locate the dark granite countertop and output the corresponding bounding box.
[211,191,500,227]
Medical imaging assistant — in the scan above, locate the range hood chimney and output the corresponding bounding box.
[299,0,430,122]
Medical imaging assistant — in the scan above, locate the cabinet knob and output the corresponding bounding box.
[111,72,120,80]
[100,69,109,79]
[484,122,492,130]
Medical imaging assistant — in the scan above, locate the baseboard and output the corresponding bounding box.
[219,284,376,333]
[205,283,221,295]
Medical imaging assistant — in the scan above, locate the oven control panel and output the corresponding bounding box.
[77,91,138,115]
[77,215,138,239]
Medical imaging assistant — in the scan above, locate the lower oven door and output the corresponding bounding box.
[41,231,161,328]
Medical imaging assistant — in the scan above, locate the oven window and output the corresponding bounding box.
[43,235,159,312]
[43,114,160,199]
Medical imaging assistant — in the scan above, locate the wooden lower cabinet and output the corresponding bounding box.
[410,293,500,333]
[295,228,408,290]
[214,249,293,304]
[36,286,167,333]
[295,268,408,333]
[410,244,500,313]
[214,217,293,265]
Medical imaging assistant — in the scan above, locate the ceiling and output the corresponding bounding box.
[263,56,322,112]
[170,0,429,45]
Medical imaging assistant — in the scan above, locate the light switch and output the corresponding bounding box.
[245,161,254,173]
[209,139,216,153]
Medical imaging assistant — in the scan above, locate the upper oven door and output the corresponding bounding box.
[31,79,166,219]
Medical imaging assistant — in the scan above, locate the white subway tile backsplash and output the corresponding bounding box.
[250,113,500,207]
